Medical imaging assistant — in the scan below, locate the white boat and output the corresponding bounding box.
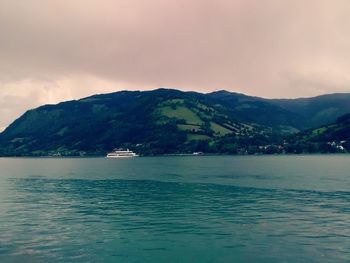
[106,148,139,158]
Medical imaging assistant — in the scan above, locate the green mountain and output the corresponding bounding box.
[208,91,350,129]
[206,90,301,130]
[271,93,350,128]
[0,89,275,156]
[284,114,350,153]
[1,88,350,156]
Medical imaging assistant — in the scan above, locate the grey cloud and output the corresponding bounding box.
[1,0,350,129]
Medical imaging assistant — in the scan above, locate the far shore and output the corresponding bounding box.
[1,152,349,159]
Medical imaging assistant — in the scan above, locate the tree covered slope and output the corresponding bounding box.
[1,88,350,156]
[0,89,274,156]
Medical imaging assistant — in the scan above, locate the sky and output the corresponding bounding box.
[1,0,350,130]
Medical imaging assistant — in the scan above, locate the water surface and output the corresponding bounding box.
[1,155,350,262]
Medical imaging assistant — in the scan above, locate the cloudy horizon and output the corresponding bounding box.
[1,0,350,130]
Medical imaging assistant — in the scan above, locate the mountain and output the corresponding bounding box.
[284,114,350,153]
[271,93,350,128]
[206,91,302,129]
[1,88,350,156]
[0,89,276,156]
[207,91,350,129]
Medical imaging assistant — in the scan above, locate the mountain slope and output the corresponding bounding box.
[206,90,302,129]
[305,113,350,147]
[208,91,350,129]
[2,88,350,156]
[271,93,350,128]
[281,114,350,153]
[0,89,274,156]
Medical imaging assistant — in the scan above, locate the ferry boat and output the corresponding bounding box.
[106,148,139,158]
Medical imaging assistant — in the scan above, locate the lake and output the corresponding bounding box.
[0,155,350,262]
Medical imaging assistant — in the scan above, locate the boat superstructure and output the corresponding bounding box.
[106,149,139,158]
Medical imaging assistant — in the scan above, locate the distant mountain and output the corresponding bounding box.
[286,114,350,153]
[206,91,301,129]
[271,93,350,128]
[1,88,350,156]
[207,91,350,129]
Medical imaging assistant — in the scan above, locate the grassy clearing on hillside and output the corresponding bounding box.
[312,127,327,136]
[193,109,213,120]
[278,125,299,134]
[177,124,201,132]
[210,122,232,136]
[307,126,330,140]
[196,102,214,111]
[160,106,203,125]
[187,134,211,141]
[224,123,239,132]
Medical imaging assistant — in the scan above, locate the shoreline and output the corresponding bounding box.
[1,152,349,159]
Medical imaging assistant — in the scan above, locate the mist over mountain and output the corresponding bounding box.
[1,88,350,156]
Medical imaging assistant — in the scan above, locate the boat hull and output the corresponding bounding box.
[106,149,138,158]
[106,155,138,158]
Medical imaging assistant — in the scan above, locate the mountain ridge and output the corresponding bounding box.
[1,88,350,156]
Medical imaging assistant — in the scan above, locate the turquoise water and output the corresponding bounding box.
[1,155,350,262]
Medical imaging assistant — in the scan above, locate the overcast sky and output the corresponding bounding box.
[1,0,350,130]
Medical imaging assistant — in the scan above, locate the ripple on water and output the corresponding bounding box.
[0,177,350,261]
[1,155,350,262]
